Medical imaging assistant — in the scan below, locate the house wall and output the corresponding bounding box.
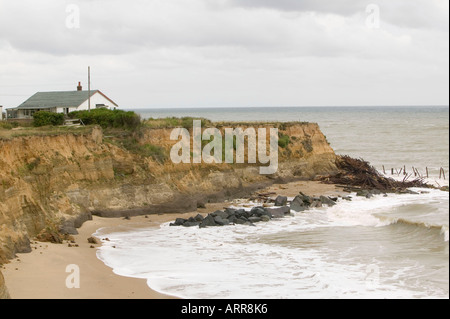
[15,108,57,119]
[56,107,78,114]
[0,106,3,120]
[77,92,117,111]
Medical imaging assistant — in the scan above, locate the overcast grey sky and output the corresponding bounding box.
[0,0,448,108]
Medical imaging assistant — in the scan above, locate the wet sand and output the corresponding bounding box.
[2,181,343,299]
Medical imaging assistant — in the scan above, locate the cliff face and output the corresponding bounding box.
[0,122,337,297]
[0,271,9,299]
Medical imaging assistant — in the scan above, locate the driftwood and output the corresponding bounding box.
[320,155,430,192]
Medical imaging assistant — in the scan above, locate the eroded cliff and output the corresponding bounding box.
[0,122,337,297]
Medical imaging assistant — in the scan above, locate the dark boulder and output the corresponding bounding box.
[228,215,238,224]
[170,218,187,226]
[212,210,229,219]
[234,209,246,218]
[210,210,222,217]
[199,215,217,228]
[266,206,290,218]
[249,216,262,223]
[298,192,312,206]
[319,196,337,207]
[214,216,230,226]
[290,196,307,212]
[259,208,273,218]
[356,190,370,197]
[274,195,288,206]
[183,221,201,227]
[194,214,204,222]
[225,208,237,216]
[250,207,266,217]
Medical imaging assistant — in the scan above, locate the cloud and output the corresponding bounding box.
[228,0,449,30]
[227,0,367,15]
[0,0,448,108]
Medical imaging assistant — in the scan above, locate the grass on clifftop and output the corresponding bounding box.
[0,124,94,140]
[142,117,213,129]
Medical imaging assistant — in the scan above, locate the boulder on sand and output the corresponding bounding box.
[290,196,307,212]
[266,206,290,218]
[170,218,187,226]
[194,214,204,222]
[274,195,288,206]
[214,216,230,226]
[199,214,217,228]
[319,195,337,207]
[183,221,200,227]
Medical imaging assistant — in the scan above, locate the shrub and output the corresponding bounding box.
[141,144,167,163]
[278,133,290,148]
[119,137,168,163]
[33,111,65,127]
[0,121,19,130]
[69,109,141,130]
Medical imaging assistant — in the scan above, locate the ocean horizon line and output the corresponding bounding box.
[123,105,449,111]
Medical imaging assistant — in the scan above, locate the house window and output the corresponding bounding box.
[96,104,106,109]
[64,108,69,115]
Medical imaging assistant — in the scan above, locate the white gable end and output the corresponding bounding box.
[76,92,117,111]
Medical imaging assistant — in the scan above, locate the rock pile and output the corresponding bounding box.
[170,192,340,228]
[169,207,287,228]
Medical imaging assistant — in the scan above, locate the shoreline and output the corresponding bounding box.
[2,181,344,299]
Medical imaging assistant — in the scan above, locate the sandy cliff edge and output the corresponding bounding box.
[0,122,338,298]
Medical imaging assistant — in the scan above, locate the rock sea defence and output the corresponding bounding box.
[0,122,337,297]
[169,193,340,228]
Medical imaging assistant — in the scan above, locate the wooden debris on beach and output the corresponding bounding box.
[320,155,430,192]
[248,191,276,202]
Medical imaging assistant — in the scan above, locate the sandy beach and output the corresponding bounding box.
[2,181,343,299]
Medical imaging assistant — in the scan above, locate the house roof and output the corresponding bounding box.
[15,90,118,109]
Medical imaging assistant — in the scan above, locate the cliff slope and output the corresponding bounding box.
[0,122,337,297]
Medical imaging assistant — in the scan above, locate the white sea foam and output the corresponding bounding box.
[94,188,449,299]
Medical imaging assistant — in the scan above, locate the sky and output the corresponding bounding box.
[0,0,448,109]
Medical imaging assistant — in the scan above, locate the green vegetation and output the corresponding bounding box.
[278,133,291,148]
[143,117,212,129]
[69,109,141,130]
[25,157,41,171]
[33,111,65,127]
[0,121,19,130]
[116,136,168,163]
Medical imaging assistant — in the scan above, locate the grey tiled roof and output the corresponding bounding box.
[16,90,99,109]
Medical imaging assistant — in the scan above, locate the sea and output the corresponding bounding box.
[94,106,449,299]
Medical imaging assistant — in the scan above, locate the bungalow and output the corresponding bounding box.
[6,82,118,120]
